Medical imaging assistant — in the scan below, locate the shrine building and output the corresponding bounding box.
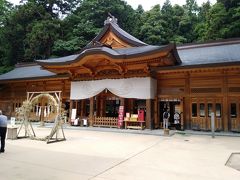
[0,16,240,132]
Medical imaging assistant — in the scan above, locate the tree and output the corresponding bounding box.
[217,0,239,10]
[53,0,138,56]
[24,0,81,17]
[131,4,144,39]
[1,2,48,64]
[0,0,14,74]
[161,0,174,43]
[24,19,60,60]
[53,15,99,56]
[139,5,168,45]
[194,1,211,41]
[170,5,187,44]
[205,2,228,40]
[178,0,199,42]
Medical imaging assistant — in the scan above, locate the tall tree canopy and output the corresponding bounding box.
[0,0,239,74]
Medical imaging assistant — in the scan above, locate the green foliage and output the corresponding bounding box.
[24,19,60,60]
[139,5,166,45]
[0,0,239,73]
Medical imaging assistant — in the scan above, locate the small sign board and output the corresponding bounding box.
[10,117,16,126]
[118,106,124,128]
[71,109,77,120]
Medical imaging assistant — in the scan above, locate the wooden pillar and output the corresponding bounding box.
[184,72,191,129]
[96,96,99,116]
[154,96,159,129]
[100,97,104,117]
[69,100,73,123]
[89,97,94,126]
[75,101,78,117]
[180,98,184,130]
[146,99,153,129]
[120,98,125,106]
[223,70,229,131]
[129,99,134,114]
[10,83,14,117]
[62,80,66,99]
[82,99,86,116]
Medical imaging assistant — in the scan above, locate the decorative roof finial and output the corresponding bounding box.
[104,13,118,25]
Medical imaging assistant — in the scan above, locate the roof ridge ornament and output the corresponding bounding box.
[104,13,118,25]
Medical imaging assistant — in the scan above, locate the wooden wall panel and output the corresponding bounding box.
[158,78,185,95]
[190,78,222,87]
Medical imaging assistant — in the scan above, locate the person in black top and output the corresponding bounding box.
[0,110,7,153]
[163,109,170,129]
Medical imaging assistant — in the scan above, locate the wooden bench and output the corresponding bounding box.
[124,120,145,130]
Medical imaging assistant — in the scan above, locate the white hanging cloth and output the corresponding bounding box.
[47,106,50,116]
[44,106,47,117]
[38,107,41,117]
[70,77,157,100]
[36,105,39,116]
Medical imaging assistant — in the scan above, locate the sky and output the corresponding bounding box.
[8,0,217,11]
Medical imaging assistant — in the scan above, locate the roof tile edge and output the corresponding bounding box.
[177,38,240,50]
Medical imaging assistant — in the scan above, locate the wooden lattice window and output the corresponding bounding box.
[159,87,184,95]
[229,87,240,93]
[191,88,221,93]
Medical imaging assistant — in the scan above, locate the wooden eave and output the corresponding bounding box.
[38,44,177,68]
[0,74,69,84]
[154,62,240,74]
[39,45,179,78]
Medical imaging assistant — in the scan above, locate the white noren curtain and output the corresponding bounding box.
[70,77,156,100]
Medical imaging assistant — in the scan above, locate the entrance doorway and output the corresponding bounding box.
[159,100,181,129]
[190,98,223,131]
[105,99,120,117]
[229,97,240,132]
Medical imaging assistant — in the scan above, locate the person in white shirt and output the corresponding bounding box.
[174,112,181,130]
[0,110,7,153]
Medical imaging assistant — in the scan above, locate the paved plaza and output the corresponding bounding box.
[0,127,240,180]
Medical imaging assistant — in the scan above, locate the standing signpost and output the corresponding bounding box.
[211,112,215,138]
[118,106,124,129]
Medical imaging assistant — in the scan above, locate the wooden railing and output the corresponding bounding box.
[93,117,118,128]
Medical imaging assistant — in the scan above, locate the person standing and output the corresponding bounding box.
[174,112,181,130]
[163,109,170,129]
[0,110,7,153]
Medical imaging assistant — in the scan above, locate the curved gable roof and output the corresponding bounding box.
[36,44,178,66]
[88,21,147,48]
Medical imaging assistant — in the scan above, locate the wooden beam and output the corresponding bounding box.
[146,99,153,129]
[120,98,125,106]
[154,96,159,128]
[69,100,73,123]
[223,70,229,131]
[89,97,94,126]
[184,72,191,129]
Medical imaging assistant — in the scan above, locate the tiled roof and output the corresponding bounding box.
[178,40,240,67]
[36,45,172,65]
[0,64,58,81]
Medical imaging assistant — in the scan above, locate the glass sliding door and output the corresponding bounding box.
[191,98,223,131]
[229,98,240,132]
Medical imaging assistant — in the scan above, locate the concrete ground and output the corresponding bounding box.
[0,127,240,180]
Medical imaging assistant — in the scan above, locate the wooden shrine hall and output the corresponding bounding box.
[0,15,240,132]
